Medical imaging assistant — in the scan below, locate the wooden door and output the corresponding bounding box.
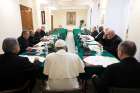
[20,5,33,30]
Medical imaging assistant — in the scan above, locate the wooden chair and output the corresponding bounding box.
[79,66,105,93]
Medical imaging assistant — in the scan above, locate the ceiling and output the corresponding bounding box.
[40,0,95,10]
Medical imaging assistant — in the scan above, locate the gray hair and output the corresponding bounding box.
[118,41,137,57]
[2,38,19,53]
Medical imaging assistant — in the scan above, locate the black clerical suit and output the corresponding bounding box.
[95,57,140,93]
[0,53,39,92]
[95,31,104,43]
[18,36,33,53]
[91,30,99,38]
[40,30,46,37]
[101,35,122,58]
[34,32,42,44]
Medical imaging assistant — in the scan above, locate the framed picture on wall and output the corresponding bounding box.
[66,12,76,25]
[41,11,45,24]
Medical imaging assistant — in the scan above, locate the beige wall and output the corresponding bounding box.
[104,0,130,39]
[128,0,140,60]
[19,0,41,31]
[0,0,22,53]
[52,9,88,28]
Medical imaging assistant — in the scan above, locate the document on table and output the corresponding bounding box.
[88,45,100,51]
[86,41,98,45]
[84,56,119,67]
[19,55,45,63]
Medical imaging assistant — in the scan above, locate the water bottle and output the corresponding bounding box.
[99,45,103,55]
[97,44,103,55]
[44,43,48,56]
[57,33,60,39]
[100,45,103,53]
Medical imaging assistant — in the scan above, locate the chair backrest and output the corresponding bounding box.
[109,87,140,93]
[0,80,31,93]
[46,88,81,93]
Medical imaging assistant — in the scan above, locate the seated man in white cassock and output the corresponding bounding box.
[43,39,85,90]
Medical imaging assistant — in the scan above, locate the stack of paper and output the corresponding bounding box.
[19,55,45,63]
[84,56,119,67]
[88,45,100,51]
